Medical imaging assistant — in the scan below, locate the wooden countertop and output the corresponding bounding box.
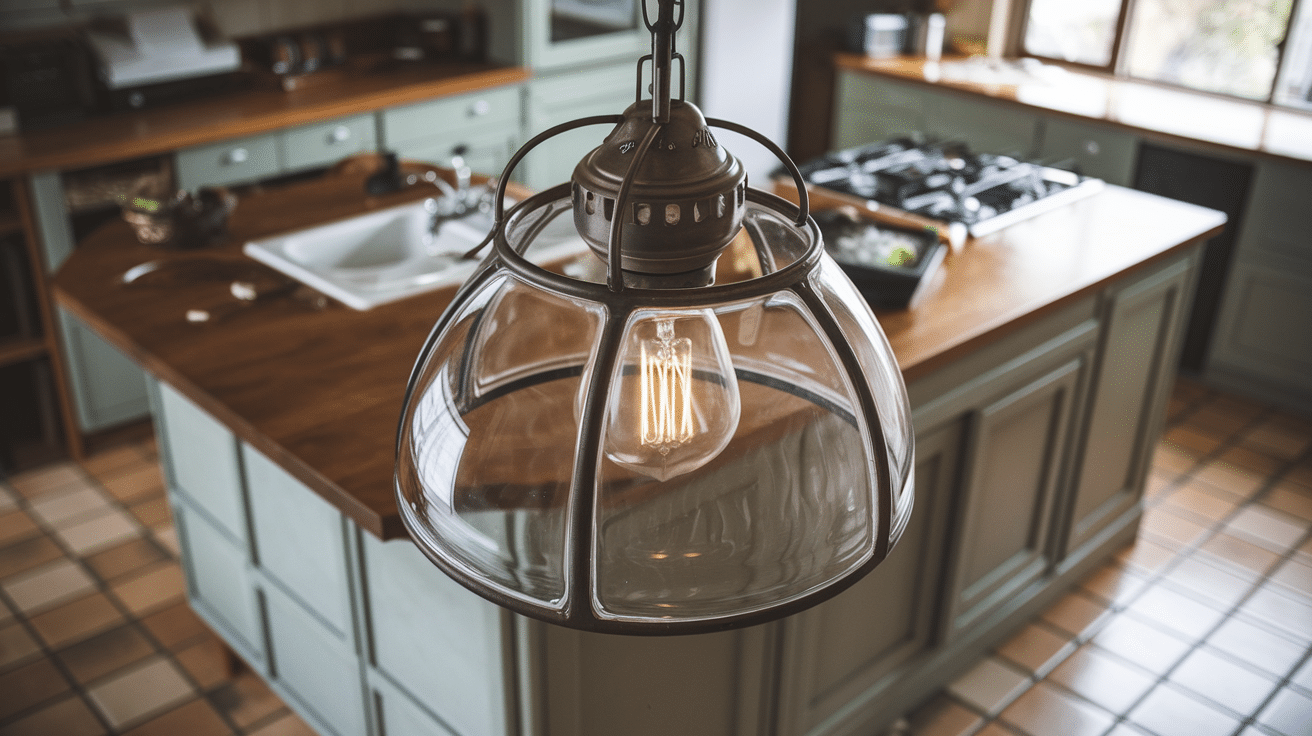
[836,54,1312,168]
[51,171,1224,540]
[0,61,530,177]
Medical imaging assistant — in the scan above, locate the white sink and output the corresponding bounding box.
[243,197,564,310]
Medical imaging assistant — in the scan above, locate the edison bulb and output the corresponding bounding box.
[605,309,741,481]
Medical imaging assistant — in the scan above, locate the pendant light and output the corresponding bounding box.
[394,0,914,635]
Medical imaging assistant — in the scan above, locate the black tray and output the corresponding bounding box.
[814,209,945,310]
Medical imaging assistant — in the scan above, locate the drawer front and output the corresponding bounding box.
[383,85,522,146]
[157,383,248,545]
[265,583,367,736]
[176,134,281,190]
[394,126,519,179]
[176,502,263,664]
[1039,117,1139,187]
[283,114,378,172]
[243,445,352,638]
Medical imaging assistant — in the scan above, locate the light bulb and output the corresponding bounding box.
[605,309,741,482]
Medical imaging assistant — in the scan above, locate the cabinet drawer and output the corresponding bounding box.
[176,134,281,190]
[156,383,248,545]
[283,114,377,172]
[265,582,367,736]
[395,126,518,179]
[383,85,522,146]
[243,444,352,638]
[176,502,263,664]
[1039,117,1138,187]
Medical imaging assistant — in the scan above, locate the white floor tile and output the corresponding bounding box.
[948,656,1032,715]
[87,655,194,728]
[29,486,113,528]
[0,558,97,613]
[54,508,141,556]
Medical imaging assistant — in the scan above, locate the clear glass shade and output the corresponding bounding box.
[395,189,914,633]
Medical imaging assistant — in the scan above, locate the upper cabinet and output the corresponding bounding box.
[522,0,656,71]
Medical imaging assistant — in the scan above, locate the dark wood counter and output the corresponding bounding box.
[0,62,529,177]
[836,54,1312,169]
[52,171,1224,539]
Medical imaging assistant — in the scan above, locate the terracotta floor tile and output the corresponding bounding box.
[947,657,1032,716]
[1215,444,1284,477]
[127,498,172,529]
[0,695,106,736]
[0,485,16,512]
[27,592,124,649]
[1241,420,1312,461]
[905,693,983,736]
[1040,590,1110,638]
[0,621,41,670]
[79,445,153,481]
[1169,647,1280,718]
[1255,687,1312,736]
[1197,532,1282,576]
[1139,507,1211,549]
[0,533,63,580]
[1206,616,1308,676]
[1225,506,1308,553]
[1159,481,1240,524]
[87,655,194,729]
[1238,585,1312,638]
[209,669,283,728]
[1264,482,1312,522]
[119,697,231,736]
[1079,562,1148,607]
[995,622,1076,676]
[0,510,38,547]
[7,463,87,500]
[1046,643,1156,715]
[1194,461,1267,500]
[98,466,166,505]
[1091,614,1193,675]
[84,538,169,583]
[56,624,156,685]
[174,636,237,690]
[1154,445,1200,476]
[0,658,71,720]
[1,559,97,614]
[998,680,1115,736]
[152,525,179,558]
[1162,426,1224,459]
[1128,684,1241,736]
[1186,403,1259,442]
[1159,556,1258,608]
[245,710,316,736]
[1117,537,1179,575]
[110,562,185,616]
[140,602,210,650]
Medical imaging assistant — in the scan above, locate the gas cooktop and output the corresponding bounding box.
[796,138,1104,238]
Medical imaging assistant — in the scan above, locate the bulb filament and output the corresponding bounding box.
[640,319,694,455]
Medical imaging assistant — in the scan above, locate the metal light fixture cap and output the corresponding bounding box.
[572,99,748,277]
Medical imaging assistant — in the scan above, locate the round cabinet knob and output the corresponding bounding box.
[225,148,249,165]
[1083,139,1101,156]
[329,125,352,144]
[469,99,491,117]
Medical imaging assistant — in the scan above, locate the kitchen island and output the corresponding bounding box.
[52,169,1224,736]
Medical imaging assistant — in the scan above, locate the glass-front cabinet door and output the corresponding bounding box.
[524,0,660,70]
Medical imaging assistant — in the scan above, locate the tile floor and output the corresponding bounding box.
[0,438,313,735]
[1,378,1310,736]
[904,378,1312,736]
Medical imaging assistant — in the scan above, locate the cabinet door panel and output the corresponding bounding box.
[1210,262,1312,392]
[363,536,507,736]
[1066,257,1190,557]
[265,583,367,736]
[923,94,1039,157]
[175,502,263,663]
[523,62,633,191]
[157,383,247,544]
[57,309,149,432]
[283,114,378,172]
[946,356,1084,636]
[778,419,961,734]
[372,674,459,736]
[244,445,351,637]
[1039,117,1138,187]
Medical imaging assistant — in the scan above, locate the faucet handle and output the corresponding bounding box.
[450,145,473,196]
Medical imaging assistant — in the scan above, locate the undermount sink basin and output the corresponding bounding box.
[245,196,585,310]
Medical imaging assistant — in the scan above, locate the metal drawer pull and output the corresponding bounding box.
[1083,140,1101,156]
[469,100,491,117]
[329,125,352,143]
[225,148,249,165]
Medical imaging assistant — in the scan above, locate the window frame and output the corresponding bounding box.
[1015,0,1306,106]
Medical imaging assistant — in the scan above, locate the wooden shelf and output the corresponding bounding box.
[0,335,47,368]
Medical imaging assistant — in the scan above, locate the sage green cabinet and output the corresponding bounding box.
[1062,255,1194,560]
[56,308,150,433]
[382,86,522,179]
[1037,117,1139,187]
[522,61,635,190]
[265,582,368,736]
[832,71,926,151]
[173,503,265,666]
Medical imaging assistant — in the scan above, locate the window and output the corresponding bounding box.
[1021,0,1305,105]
